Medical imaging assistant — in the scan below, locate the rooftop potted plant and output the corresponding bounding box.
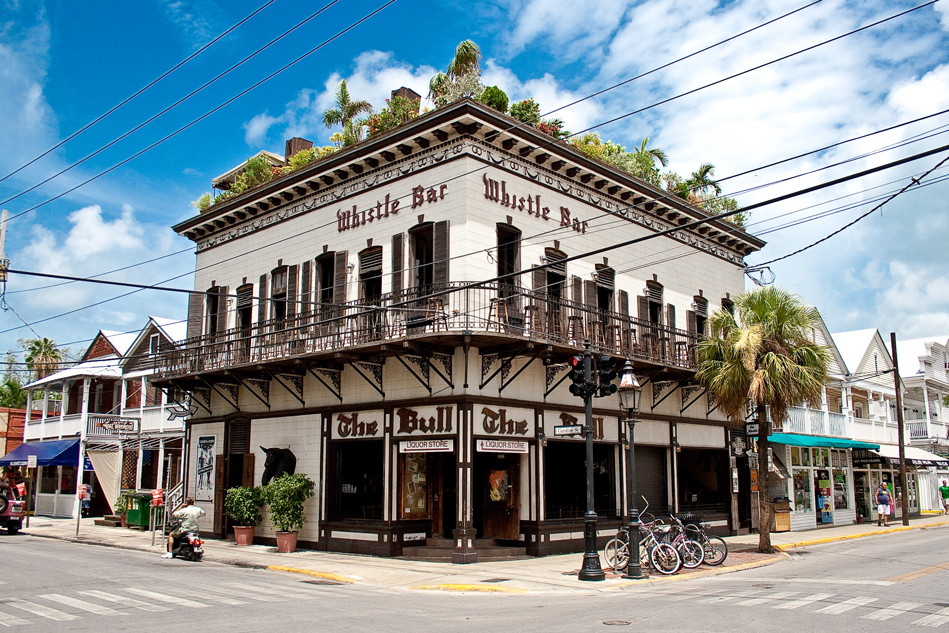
[224,485,264,546]
[263,473,315,553]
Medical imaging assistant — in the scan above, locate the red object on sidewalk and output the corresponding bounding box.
[151,489,164,506]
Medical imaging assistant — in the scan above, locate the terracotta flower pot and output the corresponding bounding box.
[275,531,298,553]
[233,525,255,546]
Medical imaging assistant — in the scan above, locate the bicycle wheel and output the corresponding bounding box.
[677,539,705,568]
[703,536,728,566]
[649,543,681,575]
[604,538,629,570]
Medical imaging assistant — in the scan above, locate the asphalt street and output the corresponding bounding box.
[2,526,949,632]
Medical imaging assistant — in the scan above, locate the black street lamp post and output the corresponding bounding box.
[618,359,645,580]
[578,342,605,581]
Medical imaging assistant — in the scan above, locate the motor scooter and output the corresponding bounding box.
[167,518,204,561]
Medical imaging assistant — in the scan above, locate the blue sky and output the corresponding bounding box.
[1,0,948,365]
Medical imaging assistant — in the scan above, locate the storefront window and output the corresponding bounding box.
[40,466,58,494]
[545,442,616,519]
[793,469,811,512]
[790,447,802,466]
[331,441,383,521]
[814,448,831,468]
[833,469,849,510]
[400,453,429,518]
[60,466,77,494]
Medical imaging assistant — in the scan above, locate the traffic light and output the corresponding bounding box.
[568,355,587,397]
[597,355,618,397]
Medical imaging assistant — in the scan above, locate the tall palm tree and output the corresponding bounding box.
[630,138,668,185]
[695,287,830,552]
[446,40,481,80]
[23,337,64,380]
[322,80,373,146]
[429,40,483,106]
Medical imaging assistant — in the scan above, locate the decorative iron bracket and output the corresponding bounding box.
[680,384,706,413]
[350,361,384,397]
[308,367,341,401]
[707,394,719,416]
[200,379,238,412]
[231,376,270,409]
[650,380,680,411]
[545,363,571,398]
[499,350,542,394]
[396,354,431,393]
[269,371,306,406]
[431,353,454,389]
[479,353,513,390]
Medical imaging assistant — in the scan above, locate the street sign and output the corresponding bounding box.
[554,424,584,437]
[27,455,37,468]
[745,422,759,437]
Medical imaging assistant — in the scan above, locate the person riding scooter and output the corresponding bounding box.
[162,497,206,558]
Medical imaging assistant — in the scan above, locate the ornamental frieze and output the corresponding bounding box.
[194,138,747,264]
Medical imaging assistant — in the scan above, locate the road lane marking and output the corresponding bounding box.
[79,589,171,612]
[887,561,949,583]
[200,586,283,602]
[700,589,762,604]
[221,582,321,598]
[736,591,798,606]
[913,606,949,627]
[39,593,124,616]
[774,592,835,610]
[7,599,78,621]
[0,609,29,626]
[862,601,921,620]
[191,587,248,605]
[816,596,877,614]
[124,588,210,608]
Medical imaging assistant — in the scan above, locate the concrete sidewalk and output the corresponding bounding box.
[15,514,949,594]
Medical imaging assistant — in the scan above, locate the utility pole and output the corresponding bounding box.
[890,332,910,526]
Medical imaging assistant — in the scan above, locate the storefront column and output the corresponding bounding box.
[923,383,934,438]
[452,404,476,563]
[74,378,91,521]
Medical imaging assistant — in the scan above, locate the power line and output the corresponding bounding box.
[0,0,278,185]
[0,0,343,209]
[2,0,399,223]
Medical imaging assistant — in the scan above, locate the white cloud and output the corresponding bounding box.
[159,0,224,50]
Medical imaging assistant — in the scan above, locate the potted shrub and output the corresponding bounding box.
[263,473,315,553]
[114,491,133,528]
[224,486,264,546]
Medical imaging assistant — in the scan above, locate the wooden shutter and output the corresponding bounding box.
[215,286,229,333]
[583,279,597,310]
[213,457,225,535]
[619,290,629,316]
[286,264,298,318]
[531,266,547,325]
[571,276,583,304]
[333,251,348,320]
[638,295,649,322]
[187,292,203,339]
[433,220,449,290]
[666,303,676,330]
[391,233,404,299]
[300,260,312,317]
[257,274,268,325]
[687,310,697,335]
[241,453,255,488]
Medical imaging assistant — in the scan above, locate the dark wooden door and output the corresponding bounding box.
[481,456,519,540]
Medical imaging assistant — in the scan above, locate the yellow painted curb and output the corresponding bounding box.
[775,520,949,551]
[267,565,356,583]
[410,583,527,593]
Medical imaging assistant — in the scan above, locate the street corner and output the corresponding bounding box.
[266,565,357,584]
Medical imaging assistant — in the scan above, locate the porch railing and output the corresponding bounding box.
[157,283,700,378]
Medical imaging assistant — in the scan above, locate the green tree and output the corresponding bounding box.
[629,138,669,186]
[429,40,484,107]
[695,287,830,553]
[479,85,509,113]
[0,353,26,408]
[322,79,373,146]
[22,337,64,380]
[509,98,541,126]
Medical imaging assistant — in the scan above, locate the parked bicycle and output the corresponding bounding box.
[682,518,728,566]
[660,514,705,569]
[603,499,681,575]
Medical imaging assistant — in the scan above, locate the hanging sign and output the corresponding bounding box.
[476,439,529,454]
[27,455,37,468]
[554,424,583,437]
[745,422,759,437]
[400,439,454,453]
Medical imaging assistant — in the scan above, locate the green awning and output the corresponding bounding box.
[767,433,880,451]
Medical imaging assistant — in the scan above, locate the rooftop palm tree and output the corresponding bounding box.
[695,287,830,552]
[446,39,481,80]
[322,80,373,146]
[428,40,483,106]
[630,138,668,186]
[23,337,64,381]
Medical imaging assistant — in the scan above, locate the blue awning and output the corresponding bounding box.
[768,433,880,451]
[0,439,80,467]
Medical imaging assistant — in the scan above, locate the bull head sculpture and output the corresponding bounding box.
[260,446,297,486]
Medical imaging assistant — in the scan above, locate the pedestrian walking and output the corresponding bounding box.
[876,484,891,526]
[939,480,949,515]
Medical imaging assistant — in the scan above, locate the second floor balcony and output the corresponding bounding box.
[779,406,851,438]
[157,283,701,379]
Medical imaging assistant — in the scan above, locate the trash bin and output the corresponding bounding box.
[772,497,791,532]
[125,493,152,529]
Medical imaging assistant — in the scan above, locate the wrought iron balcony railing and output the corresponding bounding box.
[156,283,700,378]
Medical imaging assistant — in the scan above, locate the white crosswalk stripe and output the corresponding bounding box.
[7,598,78,621]
[662,588,727,602]
[0,609,29,626]
[913,606,949,627]
[124,587,210,608]
[700,589,762,604]
[79,589,171,612]
[221,581,321,599]
[201,586,284,602]
[736,590,799,606]
[39,593,124,616]
[862,601,921,621]
[192,587,248,605]
[816,596,877,614]
[774,592,835,610]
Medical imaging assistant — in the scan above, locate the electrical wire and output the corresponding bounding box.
[0,0,279,185]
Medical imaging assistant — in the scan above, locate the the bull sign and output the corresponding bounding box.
[260,446,296,486]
